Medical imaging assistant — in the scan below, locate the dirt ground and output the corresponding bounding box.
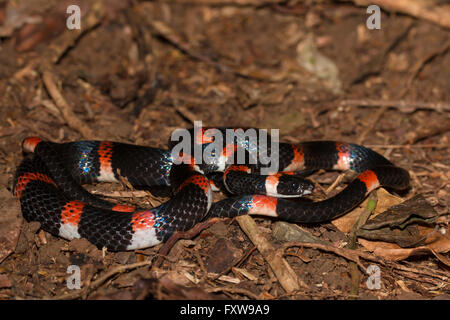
[0,0,448,300]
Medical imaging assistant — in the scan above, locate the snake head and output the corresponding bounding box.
[272,175,315,198]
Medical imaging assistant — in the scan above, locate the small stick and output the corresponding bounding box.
[206,286,261,300]
[43,2,104,65]
[408,121,450,144]
[16,119,57,141]
[340,99,450,113]
[236,245,257,267]
[149,20,279,81]
[236,215,307,292]
[173,105,198,125]
[193,251,208,281]
[349,192,378,247]
[365,143,450,149]
[406,41,450,90]
[280,241,449,284]
[398,262,449,282]
[42,71,95,139]
[357,106,387,144]
[304,107,320,128]
[90,190,150,198]
[279,242,368,272]
[325,172,346,194]
[348,192,378,297]
[208,245,258,282]
[153,218,224,268]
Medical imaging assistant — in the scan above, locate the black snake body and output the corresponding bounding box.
[13,129,410,250]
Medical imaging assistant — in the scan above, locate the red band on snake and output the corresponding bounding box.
[13,129,410,251]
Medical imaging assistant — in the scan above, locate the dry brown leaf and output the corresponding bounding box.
[358,224,450,262]
[332,188,403,233]
[431,249,450,266]
[272,221,329,245]
[204,238,243,274]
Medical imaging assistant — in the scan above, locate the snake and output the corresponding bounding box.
[13,128,410,251]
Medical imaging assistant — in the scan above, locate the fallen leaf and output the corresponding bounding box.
[332,188,403,233]
[358,224,450,262]
[361,194,438,231]
[204,238,243,274]
[272,221,329,245]
[357,194,441,247]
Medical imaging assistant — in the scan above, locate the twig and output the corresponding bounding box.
[173,105,198,125]
[40,99,64,121]
[236,245,257,267]
[0,125,24,139]
[350,20,414,84]
[170,86,199,125]
[208,244,258,282]
[236,215,307,293]
[350,194,378,246]
[365,143,450,149]
[16,118,57,141]
[407,121,450,144]
[399,262,449,282]
[279,242,371,272]
[279,240,450,285]
[153,218,224,268]
[13,57,40,80]
[193,251,208,281]
[393,269,448,288]
[150,20,229,72]
[42,71,96,139]
[405,41,450,92]
[149,20,280,81]
[116,168,134,191]
[348,192,378,297]
[42,2,104,65]
[90,190,150,198]
[304,107,320,128]
[340,99,450,113]
[325,172,346,194]
[357,106,387,145]
[206,286,261,300]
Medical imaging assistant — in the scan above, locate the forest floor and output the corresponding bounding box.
[0,0,448,300]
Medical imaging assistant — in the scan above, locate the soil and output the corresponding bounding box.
[0,0,448,300]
